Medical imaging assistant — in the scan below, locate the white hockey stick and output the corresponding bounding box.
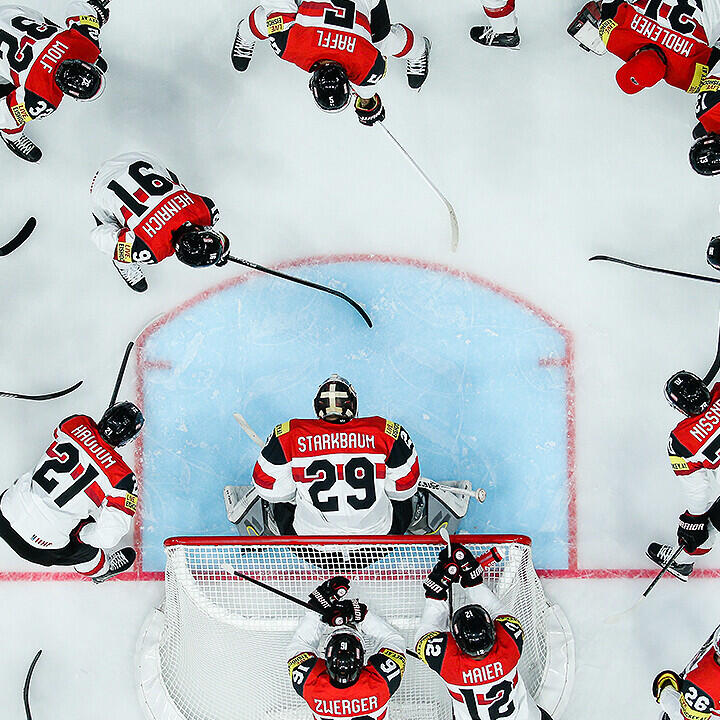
[379,124,460,252]
[232,412,486,502]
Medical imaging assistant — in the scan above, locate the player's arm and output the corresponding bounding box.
[652,670,684,720]
[78,473,137,549]
[64,1,107,44]
[287,611,322,698]
[236,3,297,44]
[384,423,420,501]
[362,612,406,696]
[414,549,458,647]
[252,425,296,503]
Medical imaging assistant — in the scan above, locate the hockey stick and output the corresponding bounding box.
[589,255,720,284]
[226,256,372,328]
[221,565,319,613]
[643,546,684,598]
[1,217,36,257]
[23,649,41,720]
[703,308,720,385]
[0,380,82,401]
[439,527,454,620]
[233,413,264,446]
[109,341,134,408]
[379,124,460,252]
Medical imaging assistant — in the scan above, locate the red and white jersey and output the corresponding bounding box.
[601,0,720,92]
[241,1,387,85]
[0,415,137,550]
[90,152,218,265]
[0,3,101,125]
[668,383,720,513]
[416,616,538,720]
[252,416,420,535]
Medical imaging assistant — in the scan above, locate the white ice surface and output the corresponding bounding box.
[3,0,720,717]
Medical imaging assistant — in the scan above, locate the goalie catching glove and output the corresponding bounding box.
[424,556,459,600]
[321,599,368,627]
[308,576,350,613]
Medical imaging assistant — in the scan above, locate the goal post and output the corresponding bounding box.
[137,535,574,720]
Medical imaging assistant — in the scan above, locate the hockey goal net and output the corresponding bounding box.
[137,535,574,720]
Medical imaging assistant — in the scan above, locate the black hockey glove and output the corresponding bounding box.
[423,557,459,600]
[677,511,710,553]
[88,0,110,27]
[308,576,350,613]
[652,669,681,702]
[450,543,484,588]
[355,94,385,127]
[321,598,368,627]
[215,232,231,267]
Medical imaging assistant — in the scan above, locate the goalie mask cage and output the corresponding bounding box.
[137,535,574,720]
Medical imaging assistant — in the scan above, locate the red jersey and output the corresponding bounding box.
[252,416,420,535]
[288,647,405,720]
[260,1,387,85]
[601,1,714,92]
[416,617,537,720]
[680,641,720,719]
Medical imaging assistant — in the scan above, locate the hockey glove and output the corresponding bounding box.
[450,543,484,588]
[677,511,710,553]
[355,95,385,127]
[567,1,606,55]
[88,0,110,27]
[423,558,459,600]
[652,669,681,702]
[321,598,368,627]
[216,233,231,267]
[308,576,351,613]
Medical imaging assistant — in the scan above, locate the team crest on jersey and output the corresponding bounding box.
[11,103,31,125]
[267,15,285,34]
[384,420,400,439]
[670,455,690,472]
[125,493,138,511]
[274,421,290,437]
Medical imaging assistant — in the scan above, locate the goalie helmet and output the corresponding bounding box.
[173,225,226,267]
[98,401,144,447]
[309,62,351,113]
[314,374,357,424]
[664,371,711,417]
[615,46,666,95]
[690,134,720,176]
[55,59,105,101]
[325,629,364,688]
[451,605,496,658]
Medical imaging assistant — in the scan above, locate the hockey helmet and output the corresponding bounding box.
[325,629,364,688]
[309,62,351,113]
[451,604,496,659]
[314,374,357,424]
[665,371,711,417]
[708,236,720,271]
[713,626,720,656]
[98,401,144,447]
[173,225,227,267]
[690,134,720,176]
[616,46,667,95]
[55,59,105,101]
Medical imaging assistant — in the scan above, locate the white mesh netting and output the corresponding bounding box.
[137,536,574,720]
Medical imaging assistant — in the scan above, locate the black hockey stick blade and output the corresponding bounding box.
[23,649,42,720]
[109,341,134,408]
[1,217,36,257]
[0,380,82,401]
[589,255,720,284]
[703,309,720,385]
[227,256,373,328]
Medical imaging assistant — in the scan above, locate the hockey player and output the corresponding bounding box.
[415,543,553,720]
[288,577,406,720]
[0,1,111,163]
[90,152,230,292]
[653,624,720,720]
[689,76,720,174]
[471,1,520,49]
[647,371,720,581]
[0,402,144,582]
[251,374,420,535]
[570,0,720,95]
[230,0,430,127]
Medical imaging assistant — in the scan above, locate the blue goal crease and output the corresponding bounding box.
[138,261,571,572]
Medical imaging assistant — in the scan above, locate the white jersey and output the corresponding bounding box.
[0,415,137,550]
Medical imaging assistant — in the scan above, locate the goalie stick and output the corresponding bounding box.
[232,411,487,502]
[1,217,36,257]
[23,649,41,720]
[226,256,372,328]
[0,380,82,401]
[589,254,720,285]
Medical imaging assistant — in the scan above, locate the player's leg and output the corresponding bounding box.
[471,0,520,49]
[0,95,41,163]
[375,20,430,90]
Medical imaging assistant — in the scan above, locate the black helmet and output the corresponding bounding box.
[98,402,144,447]
[55,59,105,101]
[690,133,720,176]
[173,226,226,267]
[665,371,711,417]
[451,605,496,658]
[325,631,364,688]
[708,236,720,271]
[309,62,351,113]
[314,374,357,423]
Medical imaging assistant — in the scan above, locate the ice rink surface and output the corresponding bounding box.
[3,0,720,717]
